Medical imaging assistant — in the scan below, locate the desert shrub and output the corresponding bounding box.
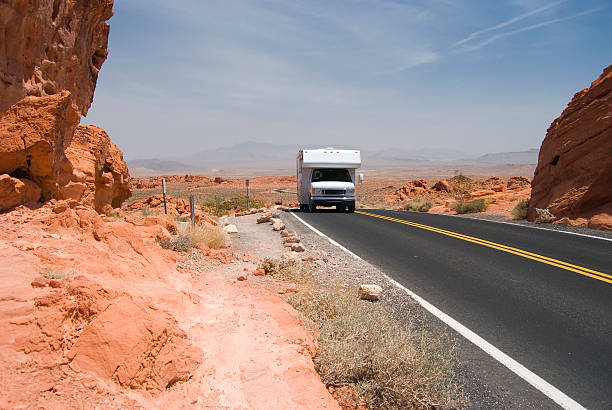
[451,198,487,214]
[158,224,227,251]
[260,257,313,284]
[141,206,153,217]
[449,171,473,195]
[106,212,122,218]
[511,199,529,220]
[43,268,75,280]
[403,198,434,212]
[203,195,266,217]
[287,288,461,408]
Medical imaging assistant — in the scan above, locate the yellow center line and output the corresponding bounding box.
[355,210,612,284]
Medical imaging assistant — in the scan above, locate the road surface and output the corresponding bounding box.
[292,209,611,409]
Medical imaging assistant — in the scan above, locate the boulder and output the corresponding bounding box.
[431,179,452,193]
[283,236,301,244]
[358,284,382,301]
[0,92,79,205]
[0,0,114,116]
[291,243,306,252]
[507,176,531,190]
[59,125,131,212]
[272,221,286,231]
[223,224,238,234]
[280,230,295,238]
[528,65,612,226]
[0,174,41,210]
[257,214,271,224]
[588,213,612,231]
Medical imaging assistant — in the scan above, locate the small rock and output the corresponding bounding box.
[52,202,68,213]
[281,251,300,259]
[237,275,248,281]
[253,268,266,276]
[278,286,299,295]
[280,230,295,238]
[283,236,300,244]
[31,277,48,288]
[291,243,306,252]
[256,214,271,224]
[315,260,326,267]
[48,279,62,288]
[358,284,382,301]
[272,221,286,231]
[223,224,238,234]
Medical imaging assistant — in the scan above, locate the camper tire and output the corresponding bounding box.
[347,204,355,213]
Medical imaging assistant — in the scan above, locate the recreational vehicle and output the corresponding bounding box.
[296,148,362,212]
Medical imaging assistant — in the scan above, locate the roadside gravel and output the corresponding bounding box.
[278,209,555,409]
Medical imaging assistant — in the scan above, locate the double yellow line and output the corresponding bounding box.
[356,210,612,284]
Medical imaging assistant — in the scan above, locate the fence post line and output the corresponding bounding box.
[162,178,168,215]
[189,195,195,228]
[245,179,250,210]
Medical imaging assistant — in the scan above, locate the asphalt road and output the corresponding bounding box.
[294,209,612,409]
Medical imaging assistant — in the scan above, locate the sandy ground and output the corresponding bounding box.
[0,203,339,409]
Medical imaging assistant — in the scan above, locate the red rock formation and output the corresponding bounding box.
[528,65,612,229]
[60,125,131,213]
[0,0,114,116]
[0,91,79,201]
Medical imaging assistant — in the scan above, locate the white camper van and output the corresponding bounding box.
[297,148,361,212]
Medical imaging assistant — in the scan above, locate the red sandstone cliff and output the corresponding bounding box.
[528,65,612,230]
[0,0,130,213]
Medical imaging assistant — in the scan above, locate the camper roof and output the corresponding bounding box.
[301,148,361,169]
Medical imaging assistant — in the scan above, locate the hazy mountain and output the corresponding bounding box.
[474,148,539,165]
[127,142,539,175]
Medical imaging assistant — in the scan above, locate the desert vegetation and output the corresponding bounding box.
[511,199,530,220]
[403,198,434,212]
[158,223,227,251]
[202,195,266,217]
[261,258,463,408]
[450,198,488,214]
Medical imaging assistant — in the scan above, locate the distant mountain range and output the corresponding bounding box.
[127,141,539,176]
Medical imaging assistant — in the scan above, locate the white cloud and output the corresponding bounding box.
[453,1,563,47]
[455,6,602,52]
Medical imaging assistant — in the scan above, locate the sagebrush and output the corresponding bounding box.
[260,257,313,284]
[202,195,266,216]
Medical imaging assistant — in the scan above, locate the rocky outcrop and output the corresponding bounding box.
[0,91,79,201]
[528,65,612,229]
[0,0,113,116]
[61,125,130,213]
[0,0,131,213]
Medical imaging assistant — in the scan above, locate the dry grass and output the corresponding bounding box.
[511,199,529,220]
[260,257,313,284]
[261,258,462,408]
[451,198,488,214]
[403,198,434,212]
[288,288,462,409]
[158,224,227,251]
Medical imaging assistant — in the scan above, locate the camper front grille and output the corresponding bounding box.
[322,189,345,195]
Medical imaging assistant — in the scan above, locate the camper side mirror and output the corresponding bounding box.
[358,173,364,183]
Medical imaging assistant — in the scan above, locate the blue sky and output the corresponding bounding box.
[86,0,612,159]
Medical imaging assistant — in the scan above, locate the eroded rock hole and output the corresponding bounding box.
[9,167,31,179]
[91,49,106,70]
[550,155,560,166]
[51,0,61,22]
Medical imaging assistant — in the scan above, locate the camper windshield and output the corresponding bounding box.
[311,168,352,182]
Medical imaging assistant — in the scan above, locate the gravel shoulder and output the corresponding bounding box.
[278,210,559,409]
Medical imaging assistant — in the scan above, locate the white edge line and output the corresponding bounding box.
[288,210,586,410]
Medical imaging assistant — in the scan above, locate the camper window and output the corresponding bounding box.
[311,168,351,182]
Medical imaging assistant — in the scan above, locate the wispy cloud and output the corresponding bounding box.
[455,6,603,52]
[453,1,563,47]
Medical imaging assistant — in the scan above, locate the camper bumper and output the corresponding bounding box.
[311,195,355,207]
